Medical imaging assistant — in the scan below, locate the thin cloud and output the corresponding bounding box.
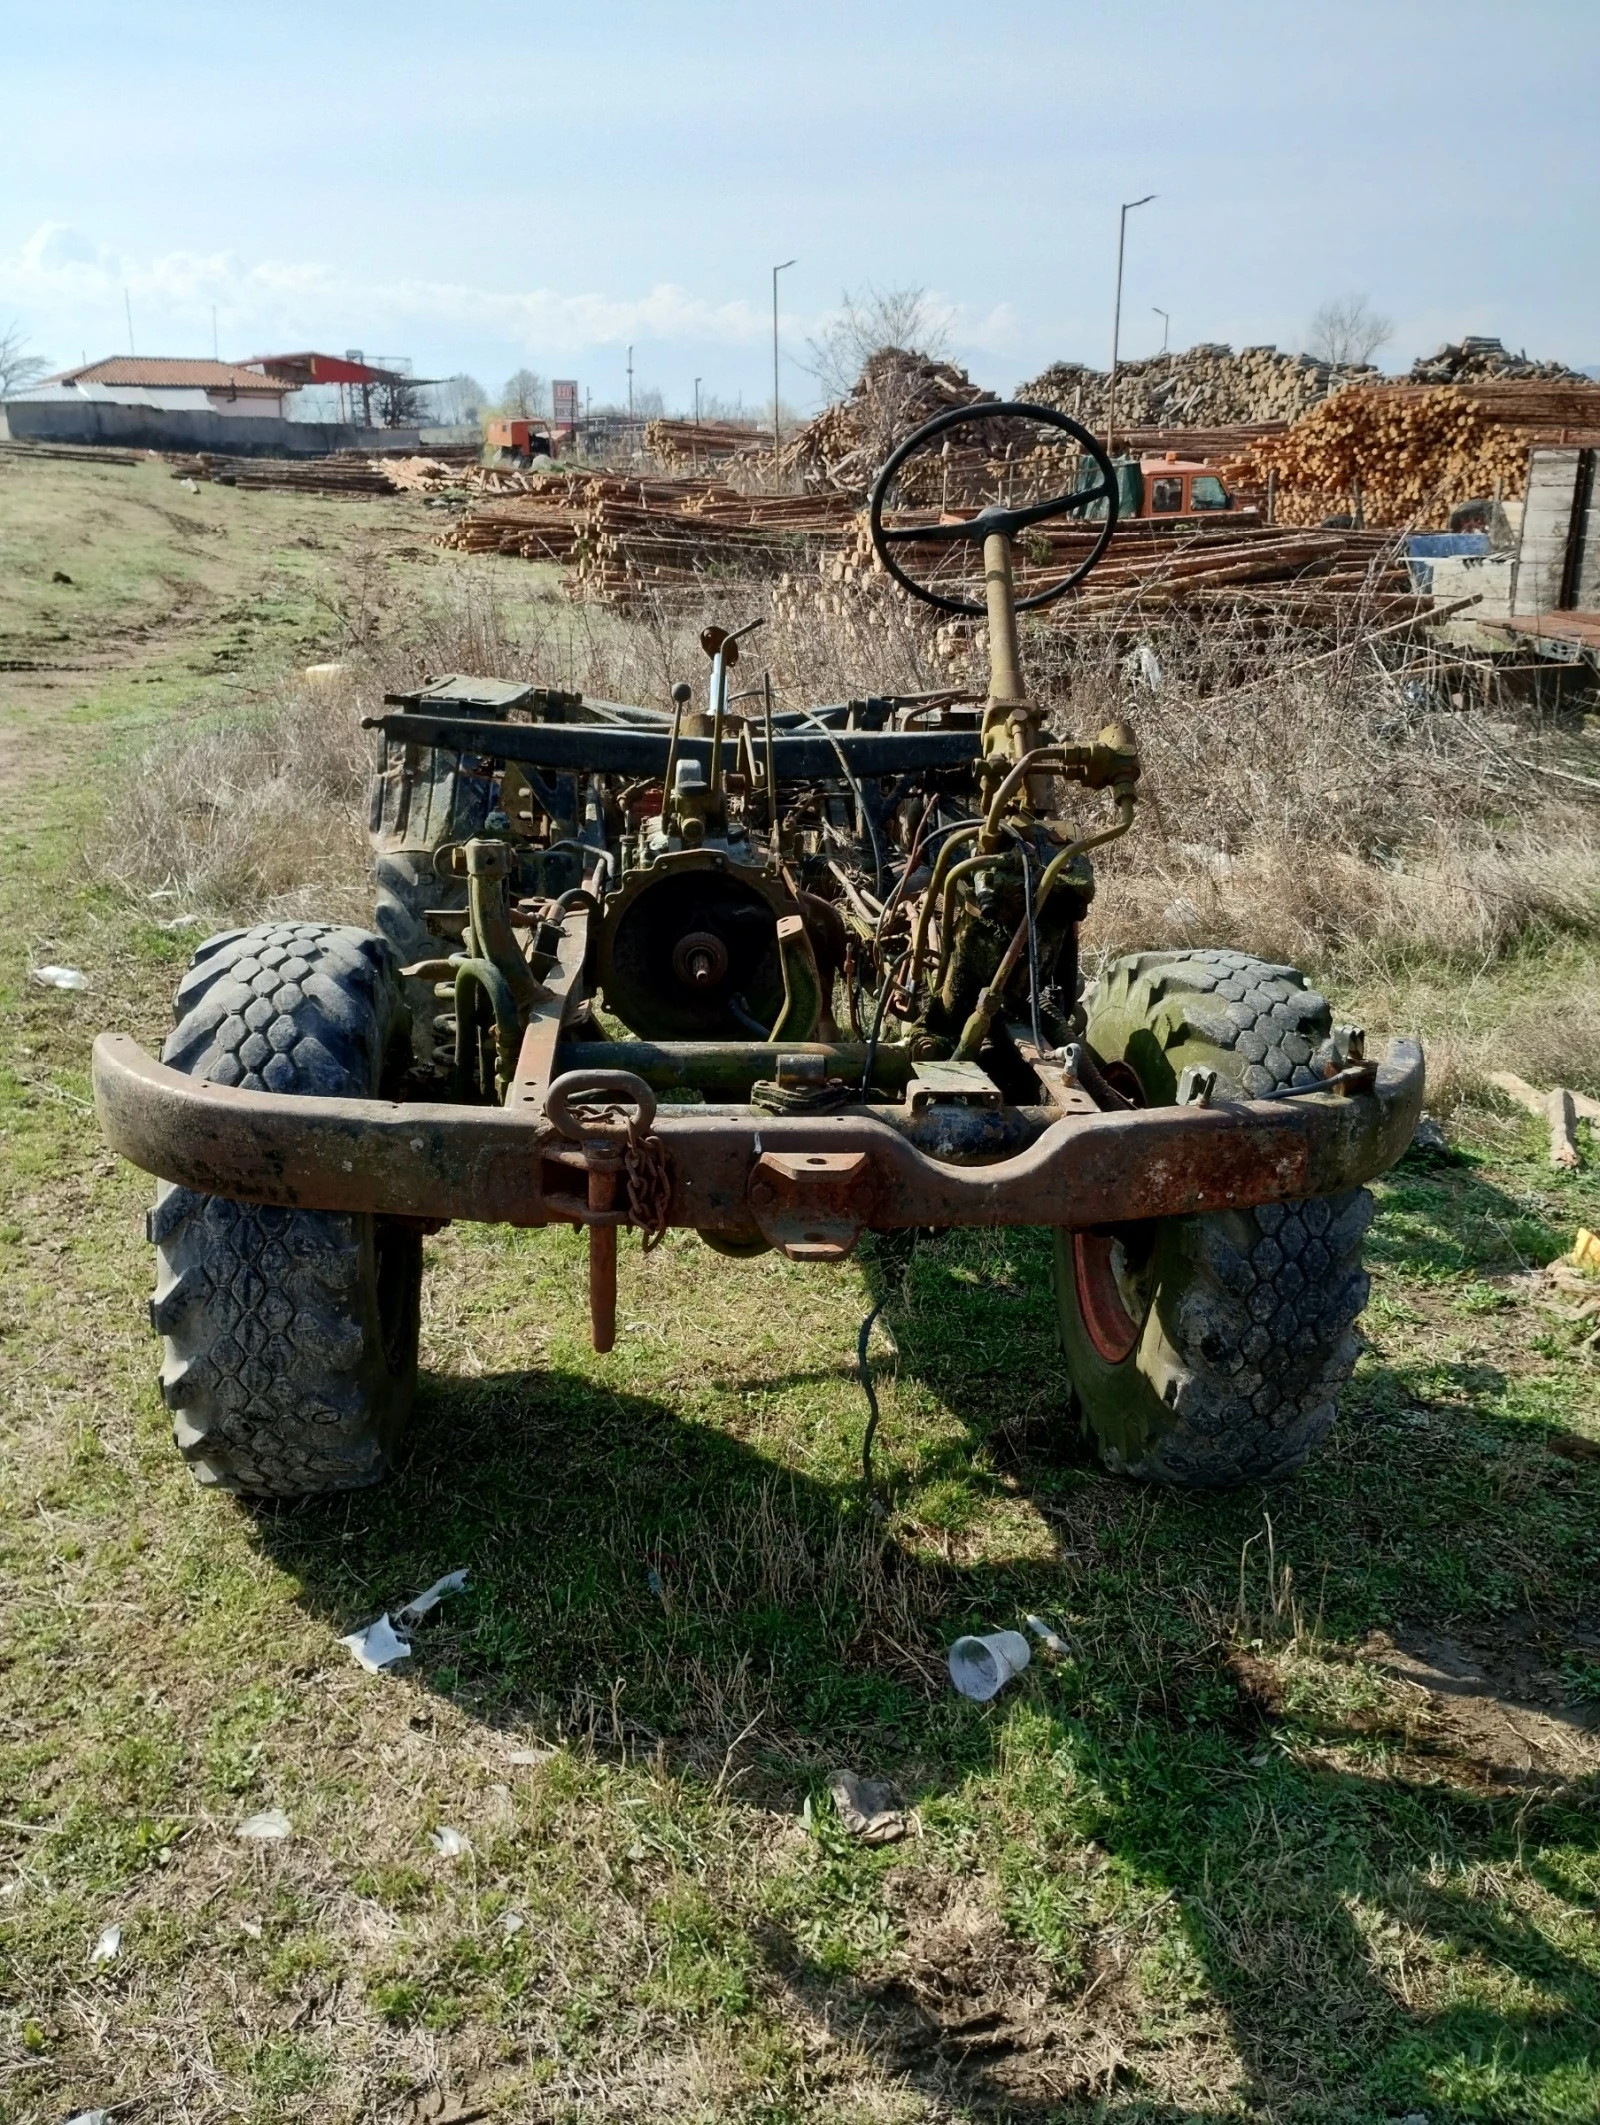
[3,225,1026,380]
[4,223,783,357]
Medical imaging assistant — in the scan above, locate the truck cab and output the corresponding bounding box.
[485,417,554,465]
[1076,451,1235,520]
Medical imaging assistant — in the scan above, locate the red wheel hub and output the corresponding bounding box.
[1073,1230,1145,1363]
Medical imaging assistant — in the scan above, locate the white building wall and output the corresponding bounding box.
[6,382,289,419]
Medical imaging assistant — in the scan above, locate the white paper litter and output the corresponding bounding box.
[237,1808,291,1841]
[66,2112,111,2125]
[90,1924,121,1964]
[340,1613,412,1671]
[396,1568,469,1627]
[430,1825,470,1858]
[157,914,205,931]
[499,1909,526,1936]
[32,966,88,990]
[506,1747,557,1768]
[1025,1614,1070,1657]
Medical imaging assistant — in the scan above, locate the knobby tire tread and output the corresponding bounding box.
[150,920,420,1496]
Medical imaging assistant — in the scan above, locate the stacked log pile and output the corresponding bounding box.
[750,348,1321,501]
[644,417,770,471]
[436,474,856,602]
[171,454,399,496]
[771,514,1418,650]
[371,455,470,495]
[1017,345,1377,436]
[436,472,600,560]
[1408,336,1592,385]
[753,349,996,496]
[1236,381,1600,527]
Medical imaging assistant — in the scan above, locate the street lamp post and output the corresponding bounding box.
[772,258,796,452]
[1107,194,1155,455]
[1153,306,1170,356]
[694,377,702,426]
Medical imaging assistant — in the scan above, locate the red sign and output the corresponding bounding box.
[552,379,579,428]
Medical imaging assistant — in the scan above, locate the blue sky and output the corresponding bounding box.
[2,0,1595,413]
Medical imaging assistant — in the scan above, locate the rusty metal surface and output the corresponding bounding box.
[93,1030,1424,1237]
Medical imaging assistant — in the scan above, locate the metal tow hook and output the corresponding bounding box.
[544,1070,665,1355]
[581,1135,625,1354]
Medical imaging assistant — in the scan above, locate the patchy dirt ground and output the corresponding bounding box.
[1368,1618,1600,1788]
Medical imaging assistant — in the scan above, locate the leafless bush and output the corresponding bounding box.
[1035,607,1600,988]
[804,285,951,401]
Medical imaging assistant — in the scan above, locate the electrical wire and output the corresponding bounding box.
[789,704,886,893]
[858,946,911,1099]
[857,1300,886,1491]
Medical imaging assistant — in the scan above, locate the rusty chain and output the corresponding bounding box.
[624,1116,672,1250]
[546,1076,672,1250]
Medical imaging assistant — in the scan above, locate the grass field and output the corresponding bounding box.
[1,450,1597,2124]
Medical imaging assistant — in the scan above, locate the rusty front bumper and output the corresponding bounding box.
[92,1031,1424,1251]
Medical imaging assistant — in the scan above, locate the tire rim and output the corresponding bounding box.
[1073,1230,1153,1362]
[1073,1054,1155,1363]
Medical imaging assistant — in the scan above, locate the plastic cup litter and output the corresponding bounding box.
[947,1629,1032,1701]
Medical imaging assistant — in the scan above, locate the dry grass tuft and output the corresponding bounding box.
[105,675,376,924]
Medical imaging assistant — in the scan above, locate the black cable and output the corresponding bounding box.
[857,1300,885,1490]
[858,948,910,1100]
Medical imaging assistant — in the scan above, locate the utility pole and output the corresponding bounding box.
[124,288,135,356]
[1106,194,1154,455]
[772,258,795,450]
[1153,306,1170,356]
[694,377,702,425]
[626,345,634,422]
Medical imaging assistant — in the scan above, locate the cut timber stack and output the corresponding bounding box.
[774,513,1417,644]
[757,349,996,497]
[436,475,856,604]
[1018,345,1376,435]
[758,346,1339,501]
[1238,382,1600,528]
[644,418,770,472]
[171,454,399,496]
[374,455,469,494]
[436,472,600,561]
[1408,336,1592,386]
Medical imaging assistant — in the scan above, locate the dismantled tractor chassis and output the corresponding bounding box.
[93,405,1423,1497]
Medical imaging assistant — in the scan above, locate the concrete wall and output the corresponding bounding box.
[0,398,421,458]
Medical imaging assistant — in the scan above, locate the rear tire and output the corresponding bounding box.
[149,921,422,1497]
[368,730,494,1072]
[1054,949,1373,1487]
[374,849,454,1070]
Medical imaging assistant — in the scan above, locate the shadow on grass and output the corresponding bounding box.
[240,1179,1600,2119]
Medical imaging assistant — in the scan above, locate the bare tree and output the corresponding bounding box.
[500,368,547,419]
[804,285,950,400]
[0,321,51,398]
[374,373,431,427]
[436,373,489,426]
[1305,295,1393,368]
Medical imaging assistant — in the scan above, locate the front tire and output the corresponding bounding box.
[149,921,422,1497]
[1054,949,1374,1487]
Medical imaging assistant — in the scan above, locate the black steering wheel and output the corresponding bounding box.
[867,400,1119,615]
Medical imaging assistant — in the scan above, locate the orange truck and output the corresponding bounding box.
[1077,451,1238,519]
[485,417,554,464]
